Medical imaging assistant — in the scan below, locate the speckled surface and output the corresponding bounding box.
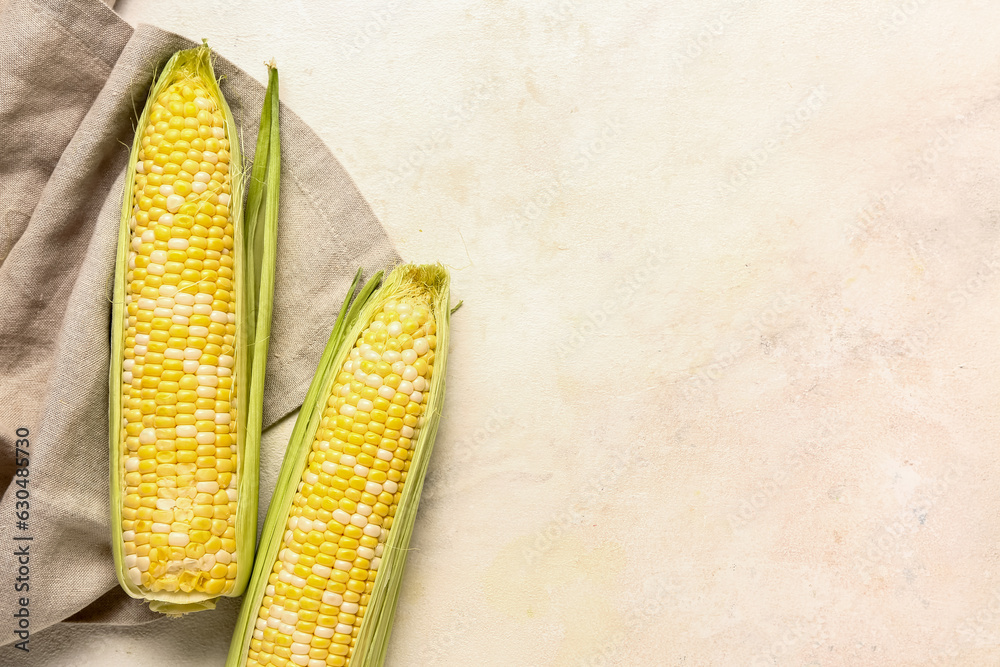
[24,1,1000,665]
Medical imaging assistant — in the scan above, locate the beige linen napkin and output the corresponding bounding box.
[0,0,399,648]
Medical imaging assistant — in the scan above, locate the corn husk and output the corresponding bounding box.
[108,47,281,615]
[226,264,452,667]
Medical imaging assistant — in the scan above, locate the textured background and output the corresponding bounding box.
[21,1,1000,665]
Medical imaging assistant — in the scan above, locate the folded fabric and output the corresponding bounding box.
[0,0,399,643]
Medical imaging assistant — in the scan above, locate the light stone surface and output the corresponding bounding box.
[27,1,1000,665]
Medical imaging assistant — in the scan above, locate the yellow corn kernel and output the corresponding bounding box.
[115,50,242,605]
[243,279,441,666]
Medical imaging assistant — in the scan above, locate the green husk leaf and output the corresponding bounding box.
[226,268,384,667]
[227,264,450,667]
[233,62,281,599]
[351,264,451,666]
[242,64,276,355]
[109,45,276,614]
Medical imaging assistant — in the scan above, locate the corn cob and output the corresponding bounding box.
[109,47,281,614]
[228,264,451,667]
